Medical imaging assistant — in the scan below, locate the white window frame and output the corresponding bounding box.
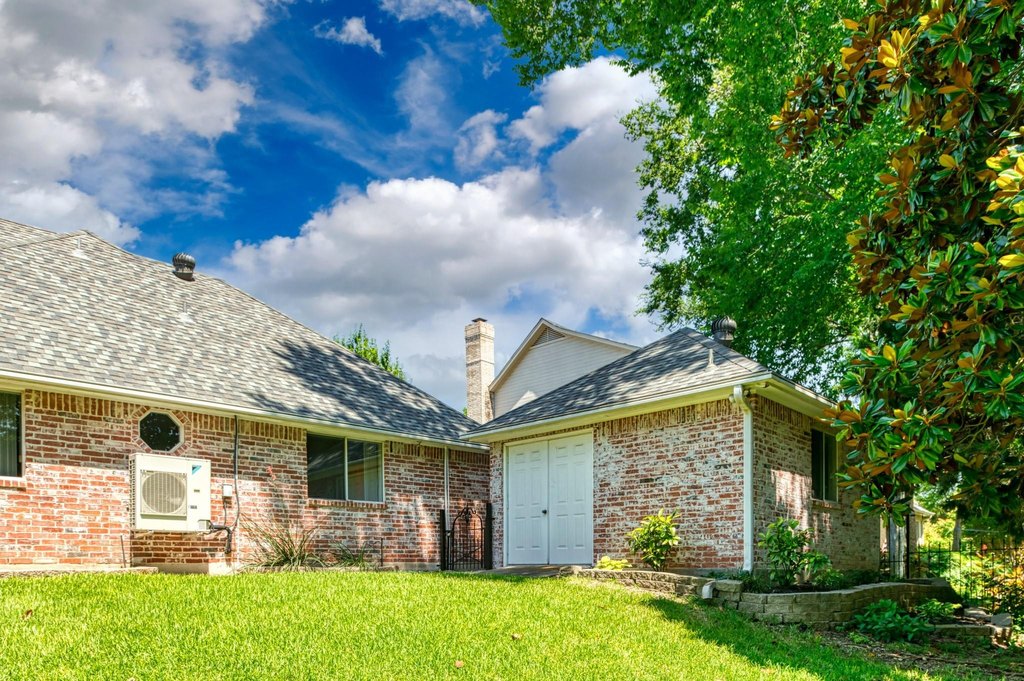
[306,434,385,503]
[0,390,24,480]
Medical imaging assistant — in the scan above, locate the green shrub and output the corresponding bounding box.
[810,567,849,590]
[626,510,680,571]
[242,514,324,569]
[595,556,632,571]
[329,542,375,569]
[707,569,776,593]
[758,518,832,586]
[852,599,934,643]
[242,468,325,569]
[914,599,958,624]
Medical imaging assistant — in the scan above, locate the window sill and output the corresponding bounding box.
[812,498,840,511]
[0,476,27,489]
[307,498,386,510]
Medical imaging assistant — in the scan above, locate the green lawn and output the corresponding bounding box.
[0,572,1006,680]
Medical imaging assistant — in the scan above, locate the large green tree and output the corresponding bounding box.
[775,0,1024,527]
[478,0,900,393]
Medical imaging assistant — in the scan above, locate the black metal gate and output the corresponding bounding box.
[439,503,493,571]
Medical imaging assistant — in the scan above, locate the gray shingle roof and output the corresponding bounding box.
[468,327,772,436]
[0,221,479,446]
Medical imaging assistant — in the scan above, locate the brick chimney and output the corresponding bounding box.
[465,318,494,423]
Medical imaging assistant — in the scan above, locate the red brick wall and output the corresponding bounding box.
[0,389,489,571]
[752,397,878,570]
[489,400,746,569]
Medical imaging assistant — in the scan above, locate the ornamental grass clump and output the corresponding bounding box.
[626,510,680,571]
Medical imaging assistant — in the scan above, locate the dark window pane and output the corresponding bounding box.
[824,435,838,502]
[307,434,345,500]
[0,392,20,477]
[347,440,382,502]
[811,430,824,500]
[140,412,180,452]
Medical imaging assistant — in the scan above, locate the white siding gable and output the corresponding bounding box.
[492,336,633,417]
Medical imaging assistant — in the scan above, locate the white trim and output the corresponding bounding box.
[502,443,509,567]
[0,369,486,452]
[731,385,754,572]
[0,388,25,482]
[466,376,770,443]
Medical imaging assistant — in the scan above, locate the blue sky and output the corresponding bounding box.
[0,0,663,407]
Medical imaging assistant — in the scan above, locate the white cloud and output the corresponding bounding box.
[379,0,485,26]
[454,109,506,170]
[314,17,383,55]
[0,0,268,243]
[393,50,454,144]
[509,57,657,151]
[221,59,662,407]
[0,182,139,244]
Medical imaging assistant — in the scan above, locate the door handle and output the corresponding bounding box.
[542,509,548,514]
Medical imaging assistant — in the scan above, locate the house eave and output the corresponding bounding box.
[464,374,775,444]
[0,368,487,452]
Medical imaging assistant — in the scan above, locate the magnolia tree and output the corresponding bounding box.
[773,0,1024,527]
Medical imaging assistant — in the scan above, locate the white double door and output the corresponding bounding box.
[506,433,593,565]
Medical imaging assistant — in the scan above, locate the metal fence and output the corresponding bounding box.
[439,503,494,572]
[881,542,1023,615]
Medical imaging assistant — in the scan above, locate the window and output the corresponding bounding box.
[0,392,21,477]
[139,412,182,452]
[306,434,383,503]
[811,429,838,502]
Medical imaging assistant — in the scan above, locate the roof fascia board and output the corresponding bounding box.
[754,378,834,419]
[465,375,772,443]
[0,370,486,452]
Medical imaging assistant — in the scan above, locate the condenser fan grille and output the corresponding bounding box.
[140,470,188,516]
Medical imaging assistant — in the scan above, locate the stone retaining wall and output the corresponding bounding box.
[713,579,960,626]
[574,568,959,628]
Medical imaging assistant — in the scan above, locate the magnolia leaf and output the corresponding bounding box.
[998,254,1024,269]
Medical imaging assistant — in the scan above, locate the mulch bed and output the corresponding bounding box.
[819,629,1024,680]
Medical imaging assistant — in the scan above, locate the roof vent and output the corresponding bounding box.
[533,327,566,346]
[172,252,196,281]
[711,316,737,348]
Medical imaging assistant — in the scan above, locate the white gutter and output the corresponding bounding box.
[0,368,488,452]
[466,374,773,442]
[731,385,754,572]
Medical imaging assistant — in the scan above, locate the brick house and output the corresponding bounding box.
[0,219,489,573]
[463,319,879,572]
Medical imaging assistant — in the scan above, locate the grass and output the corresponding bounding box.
[0,572,1012,680]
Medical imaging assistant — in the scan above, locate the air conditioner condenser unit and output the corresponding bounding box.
[131,453,211,532]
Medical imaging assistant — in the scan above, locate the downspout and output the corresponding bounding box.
[443,446,450,515]
[731,385,754,572]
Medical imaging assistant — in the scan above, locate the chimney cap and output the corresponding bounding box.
[472,317,488,323]
[172,252,196,281]
[711,316,737,347]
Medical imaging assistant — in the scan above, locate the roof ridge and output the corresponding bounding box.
[0,228,87,253]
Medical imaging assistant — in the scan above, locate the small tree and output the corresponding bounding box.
[626,509,680,571]
[335,325,407,380]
